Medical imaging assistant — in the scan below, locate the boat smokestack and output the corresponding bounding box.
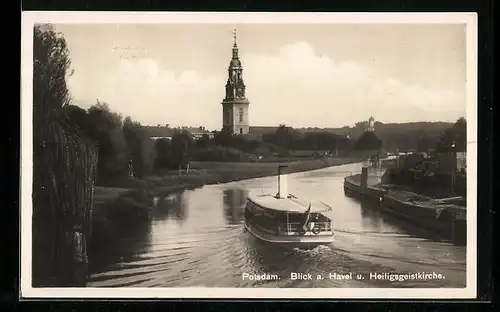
[277,165,289,199]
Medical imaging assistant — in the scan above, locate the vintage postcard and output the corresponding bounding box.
[20,11,477,299]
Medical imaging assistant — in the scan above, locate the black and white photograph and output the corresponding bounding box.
[20,12,477,299]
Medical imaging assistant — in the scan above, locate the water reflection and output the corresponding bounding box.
[89,220,153,276]
[222,188,248,225]
[360,203,383,231]
[153,190,188,224]
[358,200,447,242]
[243,233,305,270]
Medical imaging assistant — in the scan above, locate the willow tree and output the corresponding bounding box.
[32,24,98,286]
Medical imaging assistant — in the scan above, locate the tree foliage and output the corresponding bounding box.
[314,121,454,152]
[435,117,467,152]
[154,138,172,170]
[213,127,233,146]
[353,131,382,151]
[66,101,157,184]
[33,24,72,123]
[123,116,156,178]
[417,134,432,152]
[170,131,194,169]
[262,126,345,152]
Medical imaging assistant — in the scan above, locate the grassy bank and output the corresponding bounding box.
[87,156,363,263]
[143,156,363,195]
[93,156,363,203]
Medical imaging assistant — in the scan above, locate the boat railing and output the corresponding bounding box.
[278,221,332,235]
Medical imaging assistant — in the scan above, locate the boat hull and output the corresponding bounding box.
[244,219,334,249]
[381,194,466,244]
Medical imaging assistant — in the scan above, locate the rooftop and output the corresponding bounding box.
[248,194,333,214]
[143,126,212,138]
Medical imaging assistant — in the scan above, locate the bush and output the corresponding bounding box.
[252,146,271,156]
[229,136,260,152]
[193,146,248,162]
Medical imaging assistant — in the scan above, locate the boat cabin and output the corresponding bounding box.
[243,165,334,247]
[245,195,333,237]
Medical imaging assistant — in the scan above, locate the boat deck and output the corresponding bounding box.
[248,194,332,214]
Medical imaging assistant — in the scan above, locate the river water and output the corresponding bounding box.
[87,162,466,288]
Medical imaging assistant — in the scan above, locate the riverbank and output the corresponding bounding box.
[94,156,363,204]
[88,156,363,265]
[147,156,363,195]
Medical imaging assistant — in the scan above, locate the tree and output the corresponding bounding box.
[33,24,72,120]
[123,116,154,178]
[352,121,370,137]
[170,131,194,170]
[337,135,352,152]
[300,132,339,151]
[230,135,260,152]
[213,127,232,146]
[354,121,370,129]
[354,131,382,151]
[435,117,467,152]
[86,102,128,182]
[65,105,92,136]
[451,117,467,152]
[262,124,301,150]
[276,124,289,135]
[195,133,211,150]
[417,134,432,152]
[33,24,98,286]
[154,138,172,170]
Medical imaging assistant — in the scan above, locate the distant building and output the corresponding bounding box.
[144,125,175,140]
[367,116,375,132]
[143,125,214,141]
[185,126,215,140]
[221,29,250,135]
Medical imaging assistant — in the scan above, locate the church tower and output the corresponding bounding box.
[367,116,375,132]
[221,29,250,135]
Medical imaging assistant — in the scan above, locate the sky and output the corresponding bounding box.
[56,23,467,130]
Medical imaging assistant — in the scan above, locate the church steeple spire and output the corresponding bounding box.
[232,28,239,59]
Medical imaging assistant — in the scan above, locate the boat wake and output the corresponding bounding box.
[334,228,410,236]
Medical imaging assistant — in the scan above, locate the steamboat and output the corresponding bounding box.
[244,165,335,249]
